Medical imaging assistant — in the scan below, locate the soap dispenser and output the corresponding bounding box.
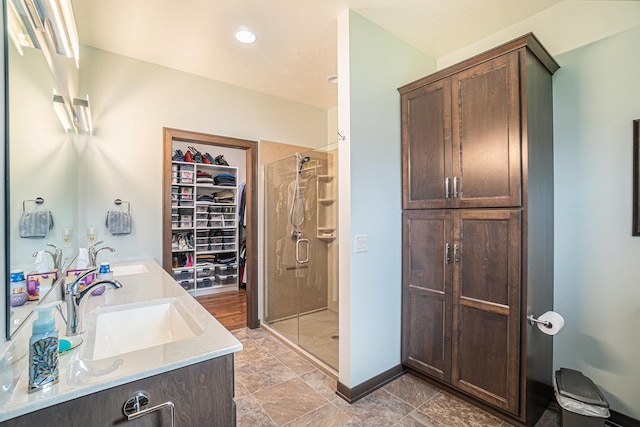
[29,303,59,392]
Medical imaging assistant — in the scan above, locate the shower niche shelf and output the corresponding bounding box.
[170,157,239,297]
[316,174,336,242]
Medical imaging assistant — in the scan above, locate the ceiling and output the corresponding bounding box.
[72,0,631,110]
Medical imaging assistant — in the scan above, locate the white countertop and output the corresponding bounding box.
[0,259,242,422]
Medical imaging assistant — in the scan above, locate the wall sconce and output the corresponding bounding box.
[53,89,74,132]
[73,96,93,134]
[7,0,40,55]
[23,0,80,67]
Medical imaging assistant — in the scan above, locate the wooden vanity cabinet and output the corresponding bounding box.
[399,33,558,426]
[2,354,235,426]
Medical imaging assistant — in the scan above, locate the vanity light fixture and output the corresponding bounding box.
[235,29,256,44]
[73,96,93,134]
[42,0,80,67]
[52,89,74,132]
[7,0,40,55]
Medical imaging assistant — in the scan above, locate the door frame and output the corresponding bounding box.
[162,127,259,329]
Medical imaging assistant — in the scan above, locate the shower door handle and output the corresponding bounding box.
[296,238,310,264]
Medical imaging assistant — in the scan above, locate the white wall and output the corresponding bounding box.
[78,47,328,263]
[338,10,435,388]
[438,1,640,70]
[553,25,640,419]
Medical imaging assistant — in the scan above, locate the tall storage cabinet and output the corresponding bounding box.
[399,34,559,426]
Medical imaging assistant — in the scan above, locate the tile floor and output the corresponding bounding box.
[232,327,561,427]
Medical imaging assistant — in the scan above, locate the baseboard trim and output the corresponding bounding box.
[336,364,406,404]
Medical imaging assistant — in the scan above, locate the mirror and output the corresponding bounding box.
[5,1,80,337]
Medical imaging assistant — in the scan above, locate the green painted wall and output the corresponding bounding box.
[342,11,435,387]
[553,25,640,419]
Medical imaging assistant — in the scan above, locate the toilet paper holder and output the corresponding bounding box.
[527,314,551,328]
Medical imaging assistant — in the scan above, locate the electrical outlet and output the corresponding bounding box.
[355,235,368,253]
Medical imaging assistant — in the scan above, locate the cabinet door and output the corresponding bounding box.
[451,209,521,414]
[402,210,453,381]
[402,79,452,209]
[452,53,521,208]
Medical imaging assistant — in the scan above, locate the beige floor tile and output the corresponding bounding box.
[333,388,414,427]
[236,396,277,427]
[276,350,316,375]
[253,377,330,426]
[234,340,271,368]
[417,392,503,427]
[236,356,296,393]
[283,402,360,427]
[255,335,292,356]
[235,379,251,399]
[247,327,272,340]
[299,369,338,401]
[383,374,440,408]
[395,409,445,426]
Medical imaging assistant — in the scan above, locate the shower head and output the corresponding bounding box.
[294,153,311,173]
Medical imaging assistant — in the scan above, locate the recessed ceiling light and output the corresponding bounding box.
[327,75,338,84]
[235,29,256,44]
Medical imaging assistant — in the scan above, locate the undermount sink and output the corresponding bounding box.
[111,264,149,277]
[87,298,203,360]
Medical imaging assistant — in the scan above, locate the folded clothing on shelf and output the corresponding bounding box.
[214,173,236,186]
[213,190,234,203]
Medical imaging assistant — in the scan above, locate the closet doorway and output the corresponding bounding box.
[162,128,260,329]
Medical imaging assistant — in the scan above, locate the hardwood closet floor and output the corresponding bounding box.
[196,289,247,331]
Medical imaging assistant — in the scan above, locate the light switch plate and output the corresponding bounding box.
[355,235,367,253]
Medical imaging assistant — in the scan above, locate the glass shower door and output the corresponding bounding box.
[263,144,339,370]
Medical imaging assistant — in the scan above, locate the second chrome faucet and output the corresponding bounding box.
[65,268,122,336]
[88,241,115,267]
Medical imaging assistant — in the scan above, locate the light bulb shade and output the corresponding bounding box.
[52,91,74,132]
[73,96,93,134]
[30,0,80,67]
[8,0,41,55]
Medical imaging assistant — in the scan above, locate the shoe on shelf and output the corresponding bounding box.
[172,149,185,162]
[215,155,229,166]
[184,150,194,162]
[188,146,203,163]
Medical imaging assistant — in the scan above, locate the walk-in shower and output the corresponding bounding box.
[263,143,339,371]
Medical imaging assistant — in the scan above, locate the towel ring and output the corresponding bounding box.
[23,197,44,213]
[114,199,130,213]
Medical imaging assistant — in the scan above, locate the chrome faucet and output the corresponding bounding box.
[88,241,115,267]
[65,268,123,336]
[32,243,63,270]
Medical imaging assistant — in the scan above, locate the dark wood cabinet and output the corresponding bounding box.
[2,355,235,427]
[399,33,558,427]
[402,52,521,210]
[402,210,453,381]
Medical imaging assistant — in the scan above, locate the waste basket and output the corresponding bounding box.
[554,368,610,427]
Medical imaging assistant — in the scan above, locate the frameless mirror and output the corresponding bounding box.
[5,0,80,338]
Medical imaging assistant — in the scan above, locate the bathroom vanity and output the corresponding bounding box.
[0,260,242,426]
